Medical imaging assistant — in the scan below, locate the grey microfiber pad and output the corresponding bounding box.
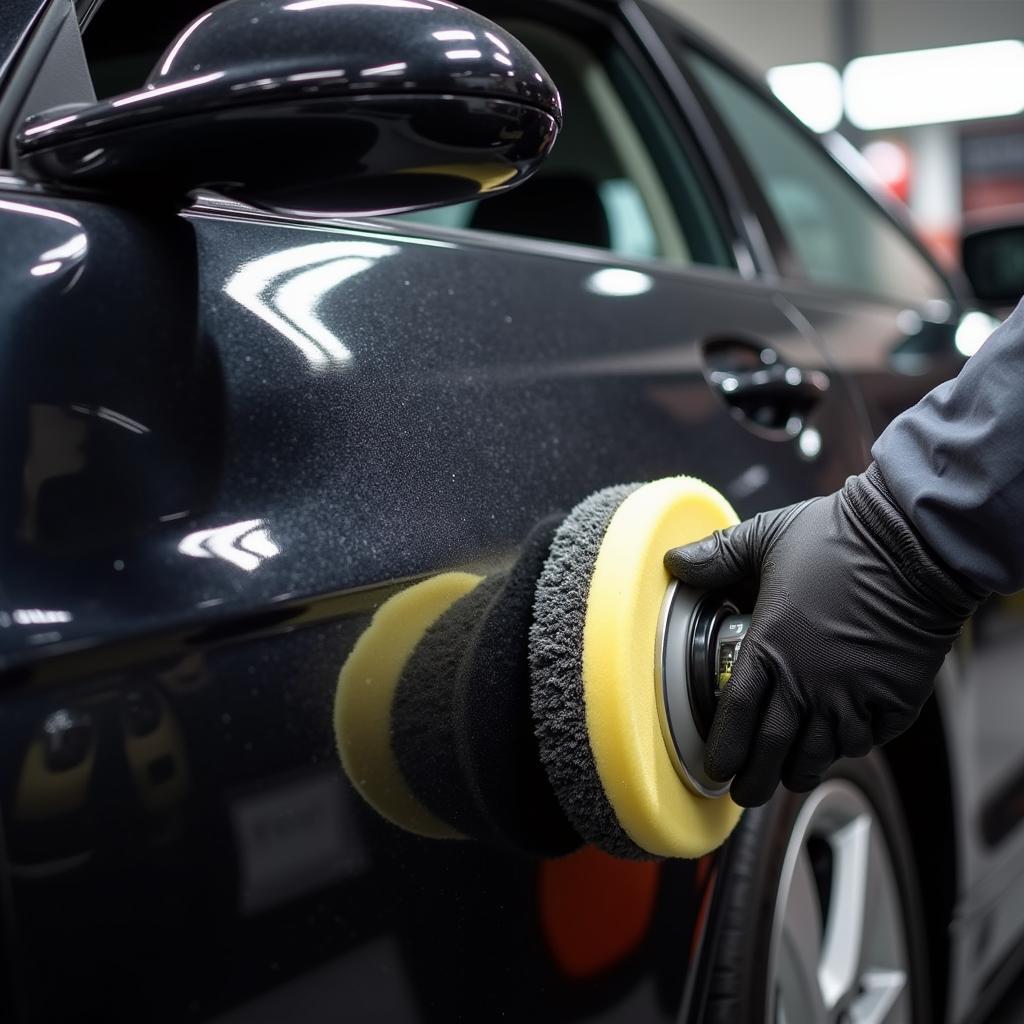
[530,483,653,861]
[391,574,505,837]
[454,516,581,857]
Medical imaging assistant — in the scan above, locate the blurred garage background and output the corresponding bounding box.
[669,0,1024,277]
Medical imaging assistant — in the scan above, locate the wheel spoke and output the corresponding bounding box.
[849,968,907,1024]
[819,813,872,1009]
[777,845,827,1019]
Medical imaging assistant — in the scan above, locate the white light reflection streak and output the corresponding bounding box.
[287,69,346,81]
[585,267,653,297]
[38,233,87,262]
[485,31,509,54]
[158,11,214,76]
[12,609,72,625]
[275,257,376,361]
[96,407,149,434]
[433,29,475,40]
[178,520,280,572]
[445,49,482,60]
[0,202,89,277]
[360,62,408,76]
[224,241,397,365]
[111,71,225,107]
[32,232,88,276]
[285,0,431,9]
[22,114,78,137]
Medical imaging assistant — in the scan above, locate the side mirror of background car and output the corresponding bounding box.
[961,218,1024,310]
[14,0,561,219]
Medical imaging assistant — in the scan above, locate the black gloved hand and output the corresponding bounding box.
[664,463,985,807]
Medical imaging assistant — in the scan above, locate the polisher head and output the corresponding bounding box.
[655,581,749,798]
[529,477,746,860]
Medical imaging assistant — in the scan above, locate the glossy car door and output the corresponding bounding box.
[0,2,871,1021]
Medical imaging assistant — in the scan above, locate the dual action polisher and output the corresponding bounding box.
[657,579,750,799]
[335,476,750,860]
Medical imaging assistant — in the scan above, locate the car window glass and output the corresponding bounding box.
[686,51,950,302]
[399,20,733,269]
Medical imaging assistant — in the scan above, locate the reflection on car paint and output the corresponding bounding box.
[0,599,714,1022]
[11,684,189,871]
[224,241,399,365]
[584,267,654,297]
[178,519,281,572]
[230,770,366,914]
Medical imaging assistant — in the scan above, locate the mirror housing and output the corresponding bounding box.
[16,0,561,218]
[961,211,1024,309]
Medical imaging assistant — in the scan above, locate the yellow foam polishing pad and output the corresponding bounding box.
[335,572,482,839]
[583,477,744,858]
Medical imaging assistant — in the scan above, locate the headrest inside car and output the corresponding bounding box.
[469,174,611,251]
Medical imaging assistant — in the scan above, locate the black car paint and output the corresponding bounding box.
[0,185,849,1021]
[0,1,1020,1022]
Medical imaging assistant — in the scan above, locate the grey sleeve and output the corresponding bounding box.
[872,297,1024,595]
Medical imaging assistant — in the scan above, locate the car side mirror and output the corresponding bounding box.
[961,221,1024,309]
[15,0,561,219]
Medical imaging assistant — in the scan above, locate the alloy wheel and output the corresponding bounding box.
[767,779,911,1023]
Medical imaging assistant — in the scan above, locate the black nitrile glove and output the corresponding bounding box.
[664,463,985,807]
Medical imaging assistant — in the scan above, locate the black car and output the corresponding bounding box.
[0,0,1019,1021]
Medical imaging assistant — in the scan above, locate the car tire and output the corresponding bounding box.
[702,751,931,1023]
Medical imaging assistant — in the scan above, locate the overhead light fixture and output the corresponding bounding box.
[844,40,1024,130]
[766,62,843,133]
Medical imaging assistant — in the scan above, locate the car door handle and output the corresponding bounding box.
[703,340,830,438]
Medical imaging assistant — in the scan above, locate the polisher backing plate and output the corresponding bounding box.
[532,477,744,859]
[334,572,482,840]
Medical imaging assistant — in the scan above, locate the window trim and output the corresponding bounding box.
[189,190,765,294]
[75,0,102,31]
[624,0,770,279]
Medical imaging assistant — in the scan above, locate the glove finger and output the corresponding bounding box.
[780,715,835,793]
[729,692,802,808]
[664,517,760,591]
[836,704,874,759]
[703,649,770,783]
[665,501,811,590]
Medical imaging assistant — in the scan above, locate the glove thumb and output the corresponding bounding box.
[664,517,759,590]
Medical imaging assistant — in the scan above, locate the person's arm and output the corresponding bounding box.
[874,298,1024,594]
[664,298,1024,806]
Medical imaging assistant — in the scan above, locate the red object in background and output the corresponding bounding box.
[917,227,960,269]
[538,846,660,980]
[961,123,1024,214]
[962,178,1024,212]
[862,139,911,204]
